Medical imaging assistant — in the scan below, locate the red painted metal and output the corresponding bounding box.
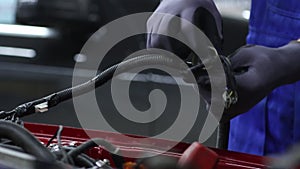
[24,122,269,169]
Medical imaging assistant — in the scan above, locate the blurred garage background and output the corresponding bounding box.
[0,0,250,147]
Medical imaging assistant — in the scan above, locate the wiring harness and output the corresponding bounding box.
[0,54,237,120]
[0,54,238,168]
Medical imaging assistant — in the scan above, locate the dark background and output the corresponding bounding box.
[0,0,249,147]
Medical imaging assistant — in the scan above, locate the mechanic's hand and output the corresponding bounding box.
[196,42,300,122]
[194,45,284,122]
[147,0,223,59]
[220,45,282,120]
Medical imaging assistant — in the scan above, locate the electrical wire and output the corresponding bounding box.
[46,126,60,147]
[0,54,238,120]
[55,125,74,165]
[0,54,179,119]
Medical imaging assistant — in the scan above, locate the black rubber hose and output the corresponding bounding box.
[216,122,230,149]
[67,138,124,169]
[79,153,96,164]
[62,146,96,163]
[0,121,55,163]
[74,155,95,168]
[67,138,118,158]
[0,143,23,152]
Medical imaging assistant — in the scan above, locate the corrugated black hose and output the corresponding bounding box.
[0,54,179,119]
[0,54,237,120]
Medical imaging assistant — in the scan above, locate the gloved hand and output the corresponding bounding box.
[223,42,300,121]
[147,0,223,59]
[194,42,300,122]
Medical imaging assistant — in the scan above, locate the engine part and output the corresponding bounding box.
[0,121,55,163]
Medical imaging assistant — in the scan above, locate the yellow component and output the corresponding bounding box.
[123,162,137,169]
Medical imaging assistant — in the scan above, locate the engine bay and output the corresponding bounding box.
[0,121,268,169]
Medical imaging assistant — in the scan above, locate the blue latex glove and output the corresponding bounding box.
[147,0,223,59]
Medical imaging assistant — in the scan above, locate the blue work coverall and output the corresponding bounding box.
[228,0,300,155]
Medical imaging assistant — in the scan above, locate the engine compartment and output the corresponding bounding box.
[0,122,267,169]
